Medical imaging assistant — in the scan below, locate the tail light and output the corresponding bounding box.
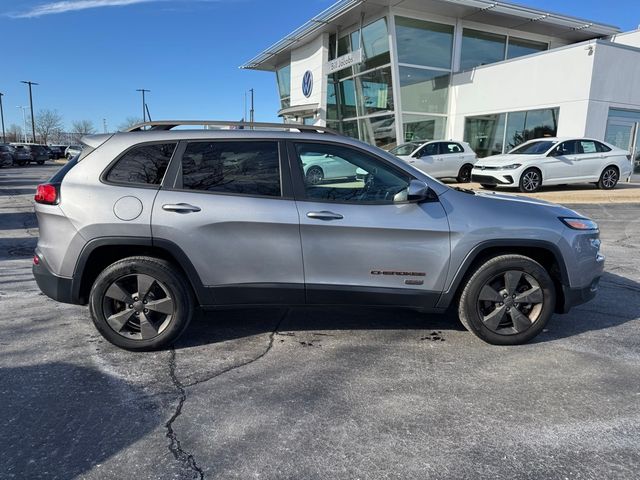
[35,184,59,205]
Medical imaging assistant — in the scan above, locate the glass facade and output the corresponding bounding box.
[507,37,548,59]
[605,108,640,174]
[276,64,291,109]
[464,108,559,157]
[395,17,453,69]
[461,29,548,70]
[327,17,396,149]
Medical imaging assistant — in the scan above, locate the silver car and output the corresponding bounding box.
[32,121,604,351]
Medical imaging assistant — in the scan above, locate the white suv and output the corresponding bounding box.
[390,140,477,183]
[472,138,632,193]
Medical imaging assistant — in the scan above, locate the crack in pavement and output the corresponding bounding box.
[164,308,289,479]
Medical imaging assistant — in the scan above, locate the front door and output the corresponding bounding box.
[544,140,580,182]
[407,142,442,177]
[152,139,304,304]
[288,141,451,307]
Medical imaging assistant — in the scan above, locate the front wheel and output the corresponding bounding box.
[458,254,555,345]
[306,166,324,185]
[456,164,473,183]
[519,168,542,193]
[597,166,619,190]
[89,256,194,351]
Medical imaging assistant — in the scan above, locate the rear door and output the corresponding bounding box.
[288,141,450,307]
[439,142,466,178]
[152,139,304,305]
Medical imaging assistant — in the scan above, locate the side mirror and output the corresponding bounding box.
[407,179,430,202]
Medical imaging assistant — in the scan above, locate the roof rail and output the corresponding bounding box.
[125,120,339,135]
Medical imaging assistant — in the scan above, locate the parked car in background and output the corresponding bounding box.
[11,144,48,165]
[65,145,82,159]
[0,145,15,167]
[45,145,64,159]
[301,152,358,185]
[472,138,632,193]
[391,140,478,183]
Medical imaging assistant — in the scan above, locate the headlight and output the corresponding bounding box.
[497,163,522,170]
[559,217,598,230]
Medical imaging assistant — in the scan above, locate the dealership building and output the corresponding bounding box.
[241,0,640,172]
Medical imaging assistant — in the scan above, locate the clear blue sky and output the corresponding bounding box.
[0,0,638,132]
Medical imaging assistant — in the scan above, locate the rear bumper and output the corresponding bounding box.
[560,276,601,313]
[33,261,76,304]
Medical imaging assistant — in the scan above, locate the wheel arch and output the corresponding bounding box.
[71,237,209,305]
[437,240,569,313]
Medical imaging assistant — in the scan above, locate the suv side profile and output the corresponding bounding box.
[33,121,604,351]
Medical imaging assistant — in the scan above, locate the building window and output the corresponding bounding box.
[461,29,506,70]
[464,107,559,158]
[402,114,447,143]
[326,17,395,149]
[507,37,548,59]
[395,16,453,69]
[276,64,291,109]
[398,67,449,114]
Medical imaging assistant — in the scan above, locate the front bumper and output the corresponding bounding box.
[560,276,601,313]
[472,172,515,185]
[33,260,75,304]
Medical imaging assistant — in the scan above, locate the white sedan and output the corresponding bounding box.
[301,153,358,185]
[390,140,478,182]
[472,138,632,193]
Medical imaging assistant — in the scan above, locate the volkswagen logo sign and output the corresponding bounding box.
[302,70,313,98]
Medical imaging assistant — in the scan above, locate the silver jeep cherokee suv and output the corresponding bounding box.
[32,121,604,351]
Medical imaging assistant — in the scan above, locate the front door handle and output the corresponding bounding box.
[162,203,201,213]
[307,211,343,221]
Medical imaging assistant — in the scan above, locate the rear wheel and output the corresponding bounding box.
[458,254,555,345]
[597,166,619,190]
[89,256,194,351]
[456,164,473,183]
[519,168,542,193]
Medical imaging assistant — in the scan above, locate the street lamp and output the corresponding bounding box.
[16,106,28,143]
[136,89,150,123]
[0,92,5,143]
[21,81,38,143]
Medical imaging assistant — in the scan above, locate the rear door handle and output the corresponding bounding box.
[307,211,343,221]
[162,203,201,213]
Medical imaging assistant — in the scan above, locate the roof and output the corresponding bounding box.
[240,0,621,71]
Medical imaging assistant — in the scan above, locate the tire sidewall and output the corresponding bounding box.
[89,257,193,351]
[598,166,619,190]
[519,168,542,193]
[459,256,555,345]
[457,164,473,183]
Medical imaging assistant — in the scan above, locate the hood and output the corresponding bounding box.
[474,154,533,166]
[473,190,584,217]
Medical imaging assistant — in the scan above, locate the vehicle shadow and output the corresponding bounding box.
[176,271,639,349]
[0,362,159,479]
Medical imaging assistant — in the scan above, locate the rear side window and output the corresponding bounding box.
[596,142,612,153]
[180,141,281,197]
[441,142,463,154]
[579,140,597,154]
[106,143,176,185]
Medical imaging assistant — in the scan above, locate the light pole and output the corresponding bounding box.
[17,106,28,143]
[136,89,150,123]
[21,81,38,143]
[249,88,254,128]
[0,92,5,143]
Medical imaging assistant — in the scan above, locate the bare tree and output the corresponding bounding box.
[118,117,143,131]
[7,124,23,143]
[35,109,64,145]
[71,120,96,143]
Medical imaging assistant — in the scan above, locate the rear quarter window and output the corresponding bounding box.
[106,143,176,186]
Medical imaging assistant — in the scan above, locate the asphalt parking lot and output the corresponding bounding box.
[1,164,639,480]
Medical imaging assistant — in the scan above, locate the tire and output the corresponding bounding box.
[519,168,542,193]
[480,184,496,190]
[597,166,619,190]
[458,254,555,345]
[306,166,324,185]
[89,256,194,351]
[456,164,473,183]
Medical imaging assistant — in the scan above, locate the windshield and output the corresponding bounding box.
[509,140,556,155]
[390,143,420,156]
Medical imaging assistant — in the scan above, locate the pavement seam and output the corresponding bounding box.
[164,308,289,479]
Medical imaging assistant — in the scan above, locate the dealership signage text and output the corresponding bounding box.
[327,49,363,74]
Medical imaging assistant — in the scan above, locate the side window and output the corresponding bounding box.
[421,143,439,156]
[579,140,597,154]
[556,141,578,156]
[106,143,176,185]
[442,142,463,154]
[180,141,281,197]
[295,142,410,204]
[595,142,612,153]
